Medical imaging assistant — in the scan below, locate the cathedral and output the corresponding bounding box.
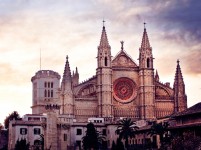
[8,23,188,150]
[31,23,187,122]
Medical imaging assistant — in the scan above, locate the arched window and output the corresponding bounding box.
[48,90,50,97]
[105,57,107,66]
[147,58,150,68]
[44,90,47,97]
[51,90,53,97]
[44,82,47,88]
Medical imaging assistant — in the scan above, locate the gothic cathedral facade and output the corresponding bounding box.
[31,24,187,122]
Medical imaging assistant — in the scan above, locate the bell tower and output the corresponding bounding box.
[139,23,155,120]
[96,21,113,118]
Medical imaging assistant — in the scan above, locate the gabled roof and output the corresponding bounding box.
[112,50,138,68]
[172,102,201,117]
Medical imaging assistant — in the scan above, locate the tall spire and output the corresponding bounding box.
[174,60,184,86]
[139,23,153,69]
[62,55,72,83]
[173,60,187,112]
[99,20,110,48]
[141,23,151,49]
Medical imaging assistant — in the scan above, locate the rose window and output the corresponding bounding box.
[113,77,137,103]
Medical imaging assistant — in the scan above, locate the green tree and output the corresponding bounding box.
[116,118,139,150]
[14,138,29,150]
[4,111,20,129]
[148,121,169,149]
[82,122,105,150]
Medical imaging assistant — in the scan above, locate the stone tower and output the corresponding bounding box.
[173,60,187,112]
[96,23,113,118]
[139,26,155,120]
[31,70,60,114]
[60,56,74,116]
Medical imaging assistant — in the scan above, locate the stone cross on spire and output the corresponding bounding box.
[144,22,146,29]
[120,41,124,51]
[103,19,105,27]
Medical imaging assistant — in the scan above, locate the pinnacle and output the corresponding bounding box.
[99,25,110,48]
[141,28,151,49]
[174,60,184,86]
[62,56,72,82]
[155,70,159,81]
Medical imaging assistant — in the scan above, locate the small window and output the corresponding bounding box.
[105,57,108,66]
[64,134,67,141]
[51,82,53,88]
[102,129,106,136]
[48,90,50,97]
[147,58,150,68]
[51,90,53,97]
[48,82,50,88]
[34,128,41,135]
[44,90,47,97]
[20,128,27,135]
[44,82,47,88]
[76,129,82,135]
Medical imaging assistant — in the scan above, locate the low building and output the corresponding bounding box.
[169,102,201,136]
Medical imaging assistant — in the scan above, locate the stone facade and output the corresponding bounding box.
[8,24,188,149]
[31,24,187,121]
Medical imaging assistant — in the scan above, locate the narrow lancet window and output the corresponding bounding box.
[44,90,47,97]
[105,57,108,66]
[147,58,150,68]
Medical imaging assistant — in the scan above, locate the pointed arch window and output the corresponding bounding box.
[51,90,53,98]
[105,57,108,66]
[48,90,50,97]
[147,58,150,68]
[44,90,47,97]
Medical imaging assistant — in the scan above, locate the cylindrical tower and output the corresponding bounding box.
[31,70,61,114]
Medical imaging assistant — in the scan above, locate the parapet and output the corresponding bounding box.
[31,70,61,82]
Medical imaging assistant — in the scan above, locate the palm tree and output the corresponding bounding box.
[14,138,29,150]
[82,122,105,150]
[148,121,169,148]
[115,118,139,150]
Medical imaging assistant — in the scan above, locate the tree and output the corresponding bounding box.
[39,134,44,150]
[0,124,3,130]
[171,131,201,150]
[82,122,105,150]
[14,138,29,150]
[4,111,20,129]
[35,134,44,150]
[148,121,169,149]
[111,140,116,150]
[116,138,125,150]
[116,118,139,150]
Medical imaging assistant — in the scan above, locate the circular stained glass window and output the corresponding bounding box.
[113,77,137,103]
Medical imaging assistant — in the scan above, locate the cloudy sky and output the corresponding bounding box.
[0,0,201,124]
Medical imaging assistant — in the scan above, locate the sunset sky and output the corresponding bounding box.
[0,0,201,124]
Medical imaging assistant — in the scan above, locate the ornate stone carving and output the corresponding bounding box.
[113,77,137,103]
